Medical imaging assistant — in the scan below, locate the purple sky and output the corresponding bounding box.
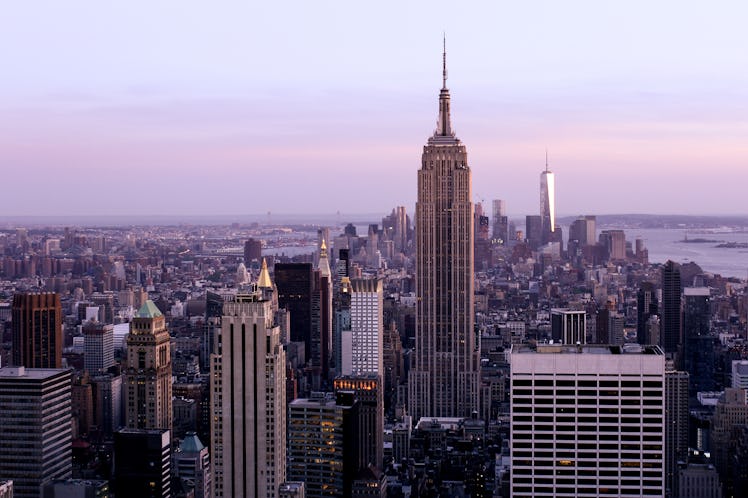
[2,1,748,217]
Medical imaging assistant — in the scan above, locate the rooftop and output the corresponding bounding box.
[512,344,664,355]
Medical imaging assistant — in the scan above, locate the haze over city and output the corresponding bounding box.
[3,1,748,216]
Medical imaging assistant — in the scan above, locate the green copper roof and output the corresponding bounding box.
[136,300,163,318]
[179,432,205,453]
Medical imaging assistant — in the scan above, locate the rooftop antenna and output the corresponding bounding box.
[442,32,447,89]
[545,148,549,172]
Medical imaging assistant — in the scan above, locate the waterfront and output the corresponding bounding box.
[605,227,748,279]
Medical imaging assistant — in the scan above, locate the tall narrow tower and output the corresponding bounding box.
[540,152,555,244]
[124,300,172,432]
[408,41,480,420]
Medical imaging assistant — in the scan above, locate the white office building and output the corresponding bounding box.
[510,344,666,497]
[342,278,383,376]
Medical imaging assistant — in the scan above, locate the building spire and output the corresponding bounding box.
[442,32,447,90]
[434,34,453,138]
[545,148,549,172]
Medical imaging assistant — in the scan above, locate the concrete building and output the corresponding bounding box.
[124,301,172,432]
[210,293,286,498]
[510,344,665,497]
[12,292,62,368]
[83,321,114,374]
[0,367,72,498]
[408,44,480,421]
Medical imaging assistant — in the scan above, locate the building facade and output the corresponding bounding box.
[83,321,114,374]
[11,292,62,368]
[0,367,72,498]
[211,293,286,498]
[408,46,480,421]
[124,300,172,432]
[510,344,666,497]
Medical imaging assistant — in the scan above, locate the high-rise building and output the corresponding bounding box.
[550,308,586,344]
[124,300,172,432]
[0,367,72,498]
[275,263,313,356]
[661,260,682,355]
[113,428,171,498]
[665,367,689,497]
[314,240,333,380]
[491,199,509,245]
[408,44,480,421]
[539,158,555,244]
[683,287,714,395]
[393,206,409,254]
[83,321,114,374]
[510,344,665,497]
[335,375,384,470]
[287,391,361,498]
[12,292,62,368]
[599,229,626,261]
[211,293,286,498]
[525,215,543,250]
[341,278,383,376]
[244,238,262,263]
[637,282,659,344]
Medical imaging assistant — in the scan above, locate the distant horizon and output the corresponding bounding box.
[2,212,748,228]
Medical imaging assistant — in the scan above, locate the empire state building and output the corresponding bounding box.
[408,45,480,420]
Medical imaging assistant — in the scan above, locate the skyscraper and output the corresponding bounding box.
[275,263,313,356]
[211,292,286,498]
[661,260,682,355]
[83,320,114,374]
[539,156,555,244]
[683,287,714,395]
[665,367,689,497]
[124,300,172,432]
[0,367,72,498]
[341,278,383,377]
[11,292,62,368]
[408,44,480,420]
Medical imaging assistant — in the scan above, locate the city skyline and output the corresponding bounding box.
[3,2,748,217]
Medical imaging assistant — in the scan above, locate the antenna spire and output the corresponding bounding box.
[442,32,447,89]
[545,148,549,172]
